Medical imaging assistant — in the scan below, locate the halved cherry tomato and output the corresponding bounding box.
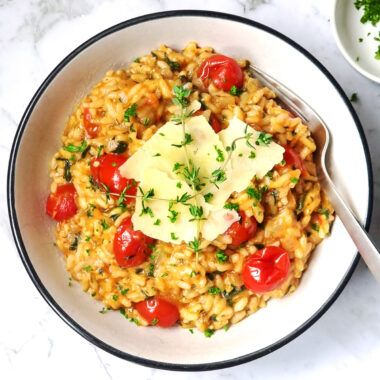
[46,183,77,222]
[90,154,137,202]
[225,211,258,247]
[197,54,243,91]
[242,246,290,293]
[136,297,180,327]
[83,107,100,138]
[113,216,154,267]
[282,145,307,176]
[209,113,221,133]
[193,110,221,133]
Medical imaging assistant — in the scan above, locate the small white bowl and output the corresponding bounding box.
[8,10,373,371]
[332,0,380,83]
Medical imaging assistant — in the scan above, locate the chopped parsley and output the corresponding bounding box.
[83,265,93,272]
[112,295,118,301]
[204,329,215,338]
[161,273,168,278]
[312,223,320,232]
[151,318,159,326]
[291,177,299,184]
[124,103,137,122]
[216,249,228,263]
[153,219,161,226]
[249,151,256,159]
[355,0,380,26]
[350,93,358,102]
[112,141,128,154]
[63,141,87,153]
[224,202,239,211]
[134,57,140,63]
[318,208,329,219]
[171,232,179,240]
[230,85,244,96]
[164,54,181,71]
[101,219,109,230]
[208,287,221,295]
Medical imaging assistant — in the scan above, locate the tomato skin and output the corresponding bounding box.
[83,107,100,138]
[210,113,221,133]
[90,154,137,202]
[225,211,258,247]
[282,145,307,176]
[193,110,221,133]
[197,54,243,91]
[46,183,78,222]
[136,298,180,327]
[113,217,154,267]
[242,246,290,294]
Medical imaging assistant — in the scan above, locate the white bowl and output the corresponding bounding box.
[332,0,380,83]
[8,11,373,371]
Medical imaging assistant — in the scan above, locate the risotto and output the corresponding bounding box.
[46,42,334,335]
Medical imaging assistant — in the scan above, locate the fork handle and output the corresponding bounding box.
[323,176,380,283]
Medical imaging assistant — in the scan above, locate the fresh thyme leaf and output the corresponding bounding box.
[172,85,190,107]
[173,162,184,172]
[168,202,179,223]
[172,133,193,148]
[204,192,214,203]
[188,205,205,222]
[255,132,273,147]
[214,145,225,162]
[189,237,202,253]
[124,103,137,122]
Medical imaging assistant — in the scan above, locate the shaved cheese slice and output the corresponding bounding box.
[218,118,285,179]
[201,208,240,242]
[120,115,284,245]
[132,167,200,244]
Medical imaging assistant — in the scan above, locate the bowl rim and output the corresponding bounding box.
[331,0,380,84]
[7,9,373,372]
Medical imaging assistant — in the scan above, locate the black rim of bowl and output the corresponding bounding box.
[7,10,374,372]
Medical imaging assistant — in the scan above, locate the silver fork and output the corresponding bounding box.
[249,65,380,284]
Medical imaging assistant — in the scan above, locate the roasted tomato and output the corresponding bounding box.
[193,110,221,133]
[242,246,290,293]
[136,297,180,327]
[197,54,243,91]
[225,211,258,247]
[46,183,77,222]
[83,107,100,138]
[90,154,137,202]
[282,145,307,176]
[113,216,154,268]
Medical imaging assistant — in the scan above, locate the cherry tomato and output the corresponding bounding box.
[197,54,243,91]
[46,183,77,222]
[225,211,258,247]
[209,113,221,133]
[113,216,154,267]
[282,145,307,176]
[83,107,100,138]
[136,297,180,327]
[242,246,290,293]
[193,110,221,133]
[90,154,137,202]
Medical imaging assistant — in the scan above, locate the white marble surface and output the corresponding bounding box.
[1,0,380,378]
